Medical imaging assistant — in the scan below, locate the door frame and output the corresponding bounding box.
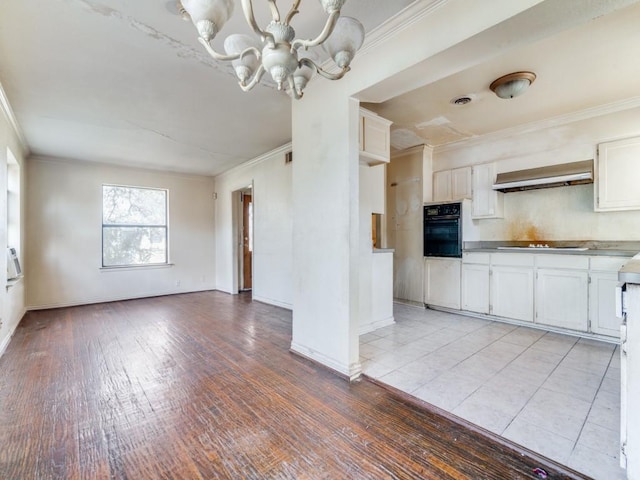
[232,184,254,294]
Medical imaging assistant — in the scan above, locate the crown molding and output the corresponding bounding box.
[0,82,30,157]
[435,95,640,154]
[215,142,292,179]
[319,0,448,75]
[391,144,428,159]
[359,0,449,56]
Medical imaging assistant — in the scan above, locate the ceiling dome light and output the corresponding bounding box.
[490,71,536,99]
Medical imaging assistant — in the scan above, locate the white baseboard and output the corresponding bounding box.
[359,316,395,335]
[290,342,362,381]
[0,307,26,358]
[26,288,216,311]
[252,295,292,310]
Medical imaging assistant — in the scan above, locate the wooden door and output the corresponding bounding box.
[242,193,252,290]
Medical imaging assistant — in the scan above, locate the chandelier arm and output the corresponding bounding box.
[198,37,242,61]
[267,0,281,22]
[284,0,302,25]
[300,58,350,81]
[241,0,276,46]
[291,9,340,51]
[286,74,303,99]
[239,64,266,92]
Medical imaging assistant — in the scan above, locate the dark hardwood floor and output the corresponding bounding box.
[0,291,588,479]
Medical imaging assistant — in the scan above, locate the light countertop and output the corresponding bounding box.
[464,241,640,258]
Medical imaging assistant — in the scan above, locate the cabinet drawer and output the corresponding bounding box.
[491,253,535,267]
[590,256,630,272]
[536,254,589,270]
[462,252,490,264]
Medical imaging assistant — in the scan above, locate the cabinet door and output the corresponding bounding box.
[425,258,461,309]
[361,113,391,162]
[472,163,504,218]
[462,263,490,314]
[535,268,588,331]
[451,167,472,200]
[589,271,622,337]
[491,266,534,321]
[597,136,640,211]
[433,170,451,202]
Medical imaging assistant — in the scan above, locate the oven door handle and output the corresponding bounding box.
[425,215,460,221]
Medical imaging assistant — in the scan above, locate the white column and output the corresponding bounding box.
[290,88,362,379]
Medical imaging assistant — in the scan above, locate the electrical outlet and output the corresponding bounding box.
[176,280,181,287]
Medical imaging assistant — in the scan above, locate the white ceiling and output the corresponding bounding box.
[0,0,413,175]
[361,0,640,151]
[1,1,640,175]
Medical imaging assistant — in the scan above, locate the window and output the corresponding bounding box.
[102,185,168,267]
[7,148,21,262]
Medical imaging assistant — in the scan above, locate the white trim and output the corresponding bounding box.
[215,143,292,180]
[391,144,427,159]
[359,315,395,335]
[359,0,449,57]
[26,288,216,311]
[0,81,29,156]
[319,0,447,75]
[252,295,292,310]
[100,263,174,272]
[436,96,640,154]
[0,307,26,358]
[290,342,363,381]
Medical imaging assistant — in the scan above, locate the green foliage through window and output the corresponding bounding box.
[102,185,168,267]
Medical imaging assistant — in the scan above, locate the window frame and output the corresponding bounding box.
[101,184,169,268]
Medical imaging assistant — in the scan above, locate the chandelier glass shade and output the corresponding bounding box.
[178,0,365,99]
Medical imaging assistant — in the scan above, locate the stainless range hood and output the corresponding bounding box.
[492,160,593,192]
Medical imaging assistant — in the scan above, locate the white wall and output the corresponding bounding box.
[214,145,293,309]
[25,157,216,309]
[359,163,394,334]
[0,87,27,356]
[290,0,541,377]
[387,146,425,303]
[437,107,640,242]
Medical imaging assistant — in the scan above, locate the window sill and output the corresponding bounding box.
[100,263,175,272]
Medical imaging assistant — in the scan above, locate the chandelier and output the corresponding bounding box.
[178,0,365,99]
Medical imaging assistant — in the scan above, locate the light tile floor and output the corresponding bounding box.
[360,303,624,480]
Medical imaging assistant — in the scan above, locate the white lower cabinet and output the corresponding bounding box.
[589,272,623,336]
[535,268,589,331]
[425,258,461,309]
[491,265,534,322]
[445,252,626,338]
[462,263,490,314]
[461,253,490,314]
[589,256,628,338]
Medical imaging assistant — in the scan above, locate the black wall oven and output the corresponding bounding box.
[424,202,462,258]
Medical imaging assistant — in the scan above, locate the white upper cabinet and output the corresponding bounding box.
[433,170,452,202]
[596,136,640,211]
[359,108,392,166]
[471,163,504,219]
[432,167,471,202]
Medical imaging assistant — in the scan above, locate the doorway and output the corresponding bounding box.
[238,187,253,291]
